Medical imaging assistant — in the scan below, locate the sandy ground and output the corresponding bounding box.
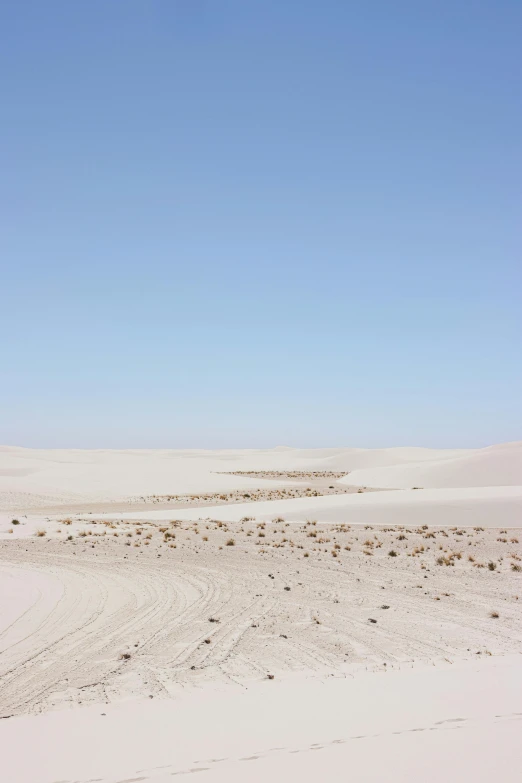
[2,654,521,783]
[2,441,519,511]
[85,485,522,529]
[0,442,521,781]
[1,518,521,716]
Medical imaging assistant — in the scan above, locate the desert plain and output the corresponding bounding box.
[0,442,521,782]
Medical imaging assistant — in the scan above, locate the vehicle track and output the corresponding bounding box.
[0,522,520,716]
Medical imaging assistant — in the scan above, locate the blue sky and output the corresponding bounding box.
[1,1,520,448]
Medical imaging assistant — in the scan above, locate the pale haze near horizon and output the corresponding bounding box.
[1,1,520,449]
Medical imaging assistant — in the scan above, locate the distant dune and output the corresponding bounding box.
[339,441,522,489]
[1,442,520,511]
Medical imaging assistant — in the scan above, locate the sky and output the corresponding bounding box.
[1,1,520,449]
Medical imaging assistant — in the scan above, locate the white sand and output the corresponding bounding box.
[93,485,522,528]
[2,654,520,782]
[3,442,520,510]
[340,441,522,489]
[0,441,521,781]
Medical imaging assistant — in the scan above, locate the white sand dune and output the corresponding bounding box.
[314,445,475,472]
[1,441,521,781]
[98,485,522,528]
[340,441,522,489]
[3,442,520,510]
[2,654,520,783]
[0,446,300,508]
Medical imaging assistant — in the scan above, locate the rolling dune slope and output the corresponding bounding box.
[340,441,522,489]
[2,442,519,511]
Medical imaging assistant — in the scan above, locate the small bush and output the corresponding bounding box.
[388,550,398,557]
[11,519,20,525]
[226,538,235,546]
[437,555,456,566]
